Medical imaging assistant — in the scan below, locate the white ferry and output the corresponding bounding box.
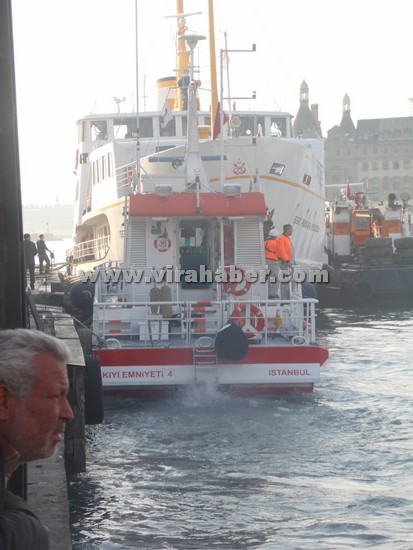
[70,26,329,398]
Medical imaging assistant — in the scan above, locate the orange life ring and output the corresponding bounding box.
[231,304,265,338]
[154,236,171,252]
[223,266,251,296]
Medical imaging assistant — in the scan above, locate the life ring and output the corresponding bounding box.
[154,236,171,252]
[231,304,265,338]
[223,266,251,296]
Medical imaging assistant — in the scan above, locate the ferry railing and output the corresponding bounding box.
[115,161,138,194]
[70,235,111,264]
[92,298,318,347]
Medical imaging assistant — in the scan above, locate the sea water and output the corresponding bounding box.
[69,307,413,549]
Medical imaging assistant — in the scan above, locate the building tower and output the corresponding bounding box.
[292,80,322,138]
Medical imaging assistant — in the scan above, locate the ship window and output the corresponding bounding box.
[113,123,127,139]
[102,156,107,180]
[91,121,107,141]
[271,117,287,137]
[139,117,153,138]
[108,153,113,177]
[96,159,100,183]
[182,116,188,137]
[92,162,96,185]
[160,117,176,137]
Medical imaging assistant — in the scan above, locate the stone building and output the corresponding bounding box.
[324,94,413,203]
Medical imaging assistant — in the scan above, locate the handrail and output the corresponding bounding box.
[93,298,319,346]
[69,235,111,264]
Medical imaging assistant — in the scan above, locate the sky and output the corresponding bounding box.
[10,0,413,206]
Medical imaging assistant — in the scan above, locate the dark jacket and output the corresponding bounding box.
[36,240,49,256]
[24,240,38,266]
[0,451,49,549]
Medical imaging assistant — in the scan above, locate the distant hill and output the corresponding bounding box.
[23,204,73,238]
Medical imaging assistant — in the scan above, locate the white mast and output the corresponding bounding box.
[178,33,208,213]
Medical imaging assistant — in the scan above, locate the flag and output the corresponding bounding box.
[161,101,173,125]
[213,102,229,140]
[346,180,351,199]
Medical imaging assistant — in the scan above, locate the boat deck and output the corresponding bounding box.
[91,297,319,352]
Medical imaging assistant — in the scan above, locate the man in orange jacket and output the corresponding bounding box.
[276,224,294,299]
[264,228,280,298]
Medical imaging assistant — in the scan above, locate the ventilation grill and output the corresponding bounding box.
[127,219,146,267]
[235,219,263,266]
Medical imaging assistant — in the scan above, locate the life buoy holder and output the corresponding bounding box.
[231,304,265,338]
[154,236,171,252]
[223,266,251,296]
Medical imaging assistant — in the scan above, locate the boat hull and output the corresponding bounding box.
[316,265,413,307]
[94,345,328,396]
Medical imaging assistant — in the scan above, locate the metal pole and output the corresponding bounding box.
[0,0,28,499]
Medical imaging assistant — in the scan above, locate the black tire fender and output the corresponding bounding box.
[351,280,373,301]
[84,354,104,425]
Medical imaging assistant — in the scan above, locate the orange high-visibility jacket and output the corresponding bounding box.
[264,238,278,261]
[276,233,292,262]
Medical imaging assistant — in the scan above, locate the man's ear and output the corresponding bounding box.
[0,384,12,421]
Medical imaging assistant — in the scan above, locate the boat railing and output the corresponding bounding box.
[92,298,318,348]
[116,161,138,195]
[70,235,111,264]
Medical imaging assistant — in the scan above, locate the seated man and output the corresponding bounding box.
[0,328,73,549]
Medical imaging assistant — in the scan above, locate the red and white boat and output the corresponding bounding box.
[76,31,328,398]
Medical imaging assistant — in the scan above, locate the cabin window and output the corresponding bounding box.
[139,117,154,138]
[92,162,96,185]
[160,117,176,137]
[271,117,287,137]
[182,116,188,137]
[79,122,86,142]
[179,220,211,289]
[113,123,128,139]
[108,152,113,177]
[96,159,101,183]
[102,156,107,180]
[91,121,107,141]
[233,116,260,137]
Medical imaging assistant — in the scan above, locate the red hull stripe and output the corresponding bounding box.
[95,346,329,366]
